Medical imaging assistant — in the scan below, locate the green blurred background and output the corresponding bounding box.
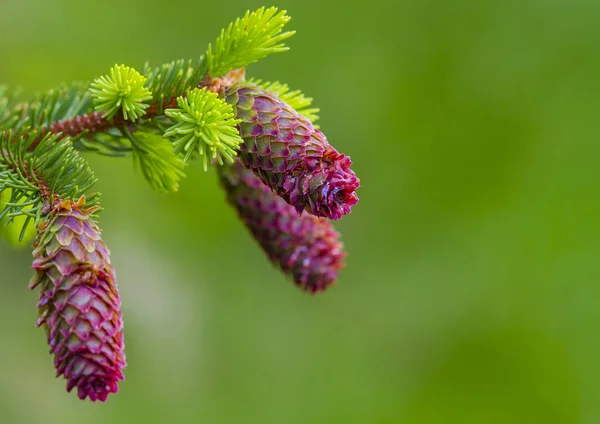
[1,0,598,422]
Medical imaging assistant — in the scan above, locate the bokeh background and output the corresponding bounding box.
[1,0,599,422]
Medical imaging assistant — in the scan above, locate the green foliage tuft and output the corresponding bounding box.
[207,7,295,77]
[164,87,243,171]
[251,79,320,124]
[33,134,98,201]
[0,83,92,133]
[0,129,99,237]
[143,57,207,114]
[75,132,132,157]
[90,65,153,121]
[124,129,187,193]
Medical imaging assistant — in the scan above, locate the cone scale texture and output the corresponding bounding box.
[219,160,345,293]
[29,198,125,401]
[224,82,360,220]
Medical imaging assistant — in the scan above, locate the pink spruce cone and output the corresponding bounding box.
[29,197,125,401]
[219,159,346,293]
[224,81,360,220]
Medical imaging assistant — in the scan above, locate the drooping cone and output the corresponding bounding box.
[224,82,360,220]
[219,159,345,293]
[29,197,125,401]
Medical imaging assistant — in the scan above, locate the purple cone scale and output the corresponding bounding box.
[219,160,345,293]
[224,81,360,220]
[29,197,125,402]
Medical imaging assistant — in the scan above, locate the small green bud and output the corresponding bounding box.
[90,64,153,121]
[164,87,243,171]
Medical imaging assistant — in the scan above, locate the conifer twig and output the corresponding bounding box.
[0,6,362,403]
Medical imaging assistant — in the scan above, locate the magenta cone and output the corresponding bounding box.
[219,160,345,293]
[225,82,360,220]
[30,197,125,401]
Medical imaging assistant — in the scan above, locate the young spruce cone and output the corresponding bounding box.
[29,197,125,401]
[224,82,360,220]
[219,159,345,293]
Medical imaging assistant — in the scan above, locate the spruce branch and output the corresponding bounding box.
[207,7,295,77]
[35,60,205,153]
[0,129,98,237]
[164,87,243,170]
[0,7,292,152]
[49,57,207,142]
[0,6,363,403]
[1,83,93,136]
